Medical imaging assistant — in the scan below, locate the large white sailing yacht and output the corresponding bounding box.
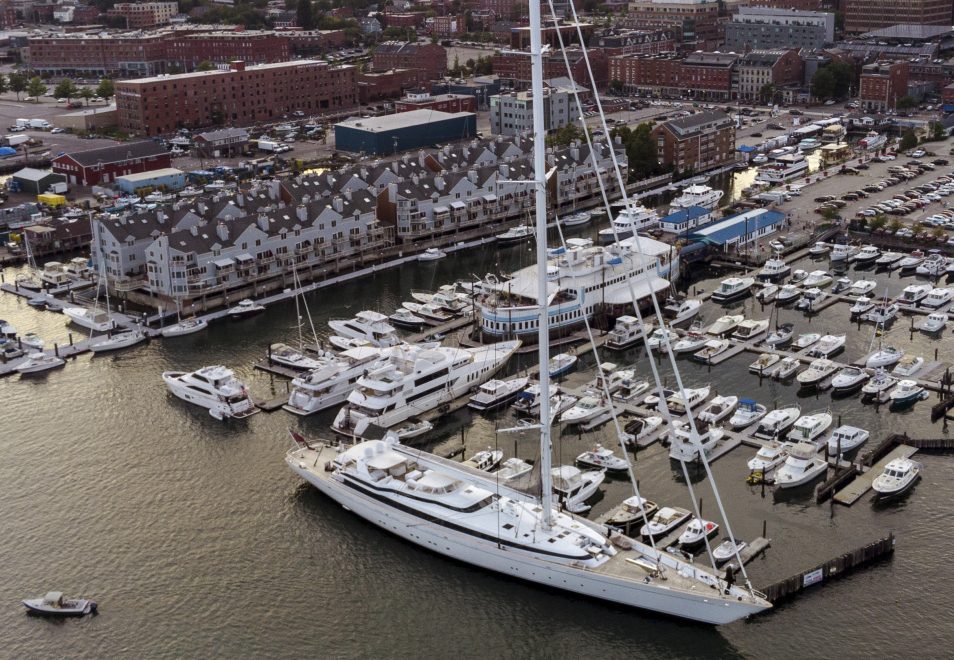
[286,3,770,625]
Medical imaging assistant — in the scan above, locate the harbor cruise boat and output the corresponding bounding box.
[755,153,809,184]
[669,184,723,212]
[332,340,520,438]
[477,237,672,340]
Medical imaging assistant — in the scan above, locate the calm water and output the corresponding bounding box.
[2,235,953,658]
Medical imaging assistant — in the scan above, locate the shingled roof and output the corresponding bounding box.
[58,141,168,167]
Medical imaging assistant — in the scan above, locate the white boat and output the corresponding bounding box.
[706,314,744,336]
[22,591,96,617]
[918,312,948,333]
[548,353,577,377]
[667,385,711,413]
[672,331,709,354]
[495,457,533,481]
[560,396,610,425]
[752,154,768,164]
[900,284,932,306]
[623,415,663,444]
[670,184,723,212]
[866,346,904,368]
[16,352,65,374]
[755,152,809,184]
[747,440,793,472]
[796,359,837,387]
[861,302,899,324]
[764,323,794,346]
[613,378,652,404]
[754,404,801,439]
[62,306,116,332]
[668,422,723,462]
[858,131,887,151]
[776,284,802,305]
[162,365,258,420]
[389,307,426,329]
[605,496,659,532]
[713,539,747,565]
[393,419,434,440]
[698,395,738,424]
[645,327,678,351]
[774,442,828,488]
[852,245,881,264]
[922,288,954,309]
[872,457,921,497]
[597,204,659,243]
[758,257,791,281]
[461,450,504,472]
[732,319,769,341]
[65,257,92,277]
[771,356,801,380]
[755,283,778,303]
[592,363,636,394]
[787,410,833,444]
[89,329,147,353]
[328,336,373,352]
[332,341,519,438]
[916,254,947,278]
[161,317,208,337]
[749,352,780,375]
[831,367,869,392]
[798,138,821,151]
[875,251,904,269]
[640,506,692,540]
[694,339,731,364]
[809,242,830,256]
[665,298,703,325]
[417,248,447,261]
[711,277,755,303]
[809,334,846,358]
[226,298,266,319]
[20,332,44,350]
[329,310,400,348]
[888,379,926,406]
[803,270,832,288]
[576,444,628,472]
[898,251,925,271]
[2,341,23,360]
[729,399,767,429]
[39,261,70,287]
[862,369,896,398]
[403,302,454,324]
[511,383,559,414]
[268,343,325,371]
[850,297,875,316]
[832,277,852,295]
[495,224,534,244]
[284,347,384,416]
[678,518,719,549]
[558,210,591,227]
[826,425,869,454]
[848,280,877,296]
[551,465,605,513]
[605,315,652,350]
[891,355,924,377]
[794,288,826,311]
[469,376,530,411]
[790,269,809,284]
[829,244,857,263]
[793,332,820,349]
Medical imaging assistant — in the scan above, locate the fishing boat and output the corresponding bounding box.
[706,314,744,336]
[22,592,96,617]
[788,410,834,445]
[872,458,921,497]
[900,283,932,306]
[667,385,711,413]
[829,244,857,264]
[605,315,652,350]
[776,284,802,305]
[850,297,875,316]
[668,422,724,462]
[645,327,678,351]
[754,404,801,439]
[729,399,767,429]
[162,365,258,420]
[468,376,530,411]
[916,253,947,278]
[790,269,809,284]
[495,224,534,244]
[803,271,833,288]
[678,518,719,549]
[732,319,769,341]
[922,288,954,309]
[808,242,830,257]
[665,298,703,325]
[576,444,628,472]
[861,369,896,398]
[764,323,794,346]
[888,379,926,406]
[861,302,899,325]
[898,250,925,272]
[875,251,904,269]
[713,539,747,565]
[388,307,426,330]
[852,245,881,265]
[548,353,578,378]
[461,450,504,472]
[795,288,826,311]
[711,277,755,304]
[774,442,827,488]
[809,334,846,358]
[698,395,738,424]
[796,359,837,388]
[623,415,663,443]
[551,465,605,513]
[89,329,147,353]
[613,378,652,404]
[640,506,692,540]
[831,367,870,393]
[918,312,948,333]
[793,332,820,349]
[826,425,869,454]
[672,330,709,354]
[560,396,611,425]
[749,352,780,375]
[693,339,731,364]
[831,277,852,295]
[417,248,446,262]
[849,280,877,297]
[867,346,904,368]
[746,440,793,472]
[16,352,65,374]
[771,356,801,380]
[226,299,266,320]
[758,257,791,281]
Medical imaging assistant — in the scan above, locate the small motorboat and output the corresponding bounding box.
[678,518,719,549]
[918,312,948,334]
[861,368,896,398]
[393,419,433,441]
[875,251,904,269]
[747,440,793,472]
[850,296,875,316]
[89,329,148,353]
[861,302,899,325]
[795,288,826,311]
[645,327,679,351]
[693,339,731,364]
[749,352,780,375]
[732,319,769,341]
[16,352,65,374]
[576,444,628,472]
[27,297,47,309]
[808,242,830,256]
[764,323,794,346]
[268,343,325,371]
[605,496,659,533]
[227,299,266,319]
[672,331,709,354]
[461,449,504,472]
[668,422,723,462]
[790,269,809,284]
[831,367,870,393]
[892,355,924,377]
[613,378,652,404]
[922,288,954,309]
[755,283,778,303]
[729,399,767,429]
[665,298,703,324]
[161,317,209,338]
[888,379,926,406]
[711,276,755,303]
[20,332,44,350]
[793,332,820,349]
[22,591,96,617]
[826,425,870,454]
[698,395,738,424]
[643,387,675,409]
[548,353,578,378]
[388,307,426,329]
[872,457,921,498]
[809,333,846,358]
[667,385,711,413]
[916,254,947,278]
[328,336,373,352]
[771,356,801,380]
[754,404,801,439]
[623,415,663,444]
[898,251,925,272]
[831,277,852,294]
[551,465,605,513]
[803,270,832,288]
[774,442,828,488]
[787,410,833,444]
[852,245,881,265]
[495,457,534,482]
[705,314,744,336]
[866,345,904,368]
[560,395,610,425]
[776,284,802,305]
[559,211,591,227]
[758,258,791,281]
[849,280,877,296]
[549,393,580,417]
[899,283,932,306]
[2,343,23,360]
[468,376,530,411]
[713,539,747,565]
[417,247,446,261]
[403,302,453,324]
[640,506,692,540]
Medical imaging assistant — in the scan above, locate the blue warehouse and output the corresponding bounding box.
[689,208,785,250]
[334,109,477,156]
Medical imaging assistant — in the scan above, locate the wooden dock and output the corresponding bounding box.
[832,445,918,505]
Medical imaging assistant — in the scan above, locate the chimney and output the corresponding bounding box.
[235,194,245,208]
[332,196,344,213]
[467,169,477,183]
[257,213,269,232]
[301,193,312,205]
[229,60,245,72]
[296,204,307,222]
[391,161,399,173]
[388,181,398,200]
[215,222,229,242]
[156,210,167,224]
[360,166,368,179]
[571,146,580,161]
[189,225,198,236]
[268,180,279,199]
[344,189,352,201]
[434,176,445,191]
[411,173,419,185]
[498,163,509,178]
[197,201,208,215]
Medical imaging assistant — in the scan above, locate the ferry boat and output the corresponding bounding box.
[669,184,723,212]
[283,346,383,416]
[755,153,809,184]
[331,341,520,438]
[597,204,660,243]
[477,238,672,340]
[858,131,887,152]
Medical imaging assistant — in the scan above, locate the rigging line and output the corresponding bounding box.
[559,4,749,584]
[294,265,322,352]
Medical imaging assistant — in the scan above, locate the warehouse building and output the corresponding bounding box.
[689,208,785,251]
[116,168,186,193]
[334,109,477,155]
[12,168,66,195]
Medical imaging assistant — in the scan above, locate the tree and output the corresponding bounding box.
[608,79,623,95]
[928,121,945,142]
[78,87,95,105]
[546,122,583,147]
[612,122,660,182]
[888,218,903,235]
[758,83,776,105]
[896,95,917,110]
[811,67,835,101]
[0,74,8,97]
[933,226,946,241]
[8,72,26,100]
[869,215,887,232]
[26,76,47,101]
[54,79,78,101]
[899,128,918,151]
[296,0,315,29]
[196,60,216,72]
[96,78,115,101]
[912,221,924,236]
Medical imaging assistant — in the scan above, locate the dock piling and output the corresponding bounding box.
[53,342,59,357]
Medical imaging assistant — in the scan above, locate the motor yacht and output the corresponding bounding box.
[754,404,801,439]
[795,288,826,311]
[388,307,426,329]
[706,314,744,336]
[698,395,738,424]
[891,355,924,377]
[764,323,794,346]
[922,288,954,309]
[511,383,560,414]
[758,257,791,281]
[162,365,258,420]
[693,339,731,364]
[808,242,830,256]
[332,341,519,438]
[809,333,846,358]
[667,385,711,413]
[20,332,44,350]
[866,345,904,368]
[328,336,373,352]
[668,422,723,462]
[771,356,801,380]
[284,346,384,416]
[16,352,65,374]
[852,245,881,265]
[605,496,659,534]
[849,280,877,297]
[558,211,591,227]
[872,457,921,497]
[461,450,504,472]
[803,270,833,288]
[623,415,663,444]
[665,298,703,325]
[793,332,820,349]
[678,518,719,550]
[672,331,709,354]
[875,251,904,269]
[592,363,636,394]
[605,315,652,350]
[747,440,793,472]
[826,425,870,454]
[613,378,652,404]
[831,367,870,393]
[417,248,447,262]
[640,506,692,540]
[468,376,530,412]
[597,204,659,243]
[576,444,628,473]
[560,396,611,425]
[898,250,925,272]
[161,317,208,338]
[551,465,605,513]
[888,379,926,406]
[749,352,780,375]
[267,343,325,371]
[861,368,896,398]
[796,359,837,388]
[403,302,454,324]
[495,224,534,244]
[732,319,769,341]
[89,329,147,353]
[916,253,947,278]
[227,299,266,320]
[62,306,115,332]
[329,311,400,348]
[918,312,948,333]
[549,353,578,378]
[850,297,875,316]
[729,399,767,429]
[776,284,802,305]
[393,419,434,441]
[494,457,534,482]
[645,327,679,351]
[669,183,723,211]
[774,442,827,488]
[711,277,755,303]
[788,410,834,445]
[900,284,932,306]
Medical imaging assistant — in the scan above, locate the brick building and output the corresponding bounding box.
[106,2,178,28]
[626,0,721,50]
[358,68,426,103]
[652,110,735,175]
[115,60,358,136]
[386,13,424,27]
[736,49,804,101]
[165,31,291,71]
[372,41,447,80]
[588,28,677,57]
[25,32,169,77]
[492,47,609,88]
[394,91,477,113]
[845,0,951,34]
[509,22,594,49]
[859,61,909,111]
[608,51,737,100]
[52,141,171,186]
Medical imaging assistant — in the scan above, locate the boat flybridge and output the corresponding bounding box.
[286,4,770,625]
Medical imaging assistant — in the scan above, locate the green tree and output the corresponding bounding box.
[96,78,115,101]
[78,87,95,106]
[758,83,776,105]
[888,218,903,234]
[899,128,918,151]
[546,122,583,147]
[196,60,216,72]
[912,221,924,236]
[613,122,660,182]
[928,121,945,142]
[811,67,835,101]
[8,72,26,100]
[26,76,47,101]
[869,215,887,232]
[0,74,8,96]
[53,79,78,101]
[608,79,623,95]
[896,95,917,110]
[820,207,839,223]
[296,0,316,30]
[933,226,946,241]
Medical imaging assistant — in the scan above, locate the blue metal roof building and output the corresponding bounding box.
[334,109,477,156]
[659,205,712,235]
[689,208,785,249]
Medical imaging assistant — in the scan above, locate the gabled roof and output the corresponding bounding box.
[56,140,169,168]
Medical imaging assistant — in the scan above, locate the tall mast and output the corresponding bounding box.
[529,0,553,529]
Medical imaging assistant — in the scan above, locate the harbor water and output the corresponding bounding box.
[2,232,953,658]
